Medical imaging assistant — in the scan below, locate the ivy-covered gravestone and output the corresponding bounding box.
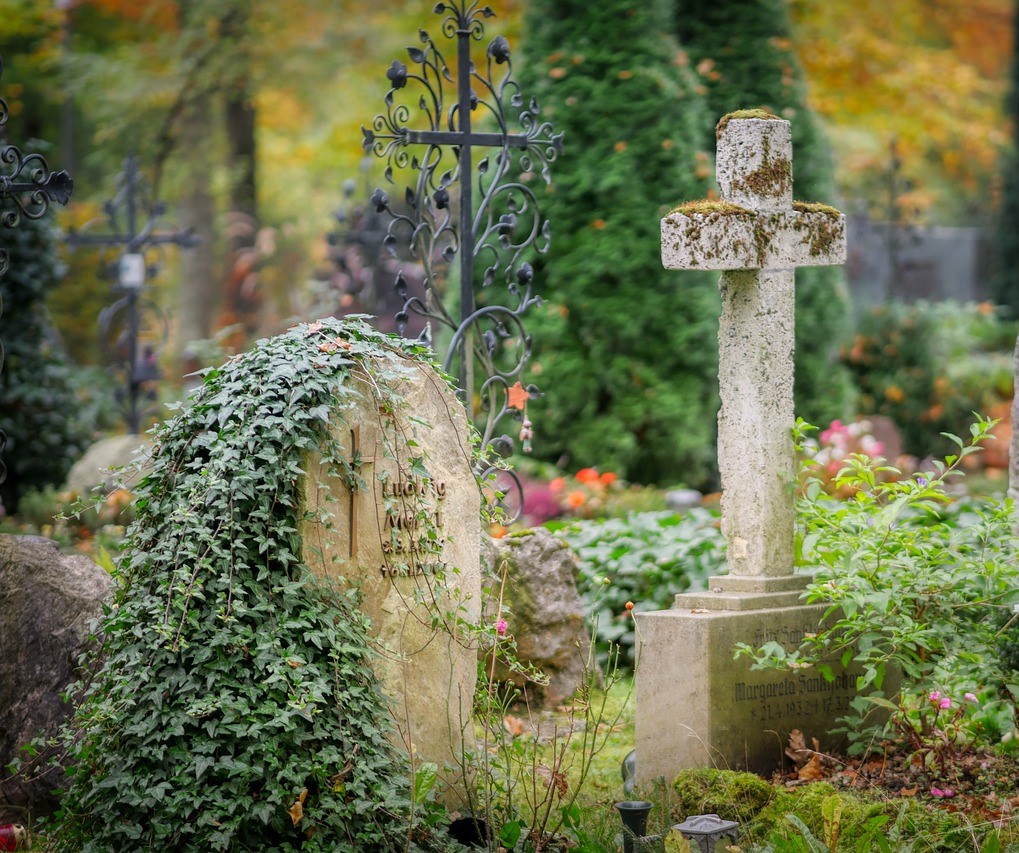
[300,322,481,795]
[54,318,479,852]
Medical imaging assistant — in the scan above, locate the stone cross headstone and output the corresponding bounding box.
[635,112,853,781]
[301,358,480,804]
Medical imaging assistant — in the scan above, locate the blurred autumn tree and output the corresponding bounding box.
[518,0,722,487]
[674,0,855,427]
[790,0,1012,224]
[3,0,463,361]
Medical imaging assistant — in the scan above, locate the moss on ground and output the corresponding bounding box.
[671,768,775,824]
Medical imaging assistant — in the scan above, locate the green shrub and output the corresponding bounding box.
[841,301,1012,460]
[553,508,726,669]
[518,0,721,489]
[739,419,1019,757]
[0,196,93,513]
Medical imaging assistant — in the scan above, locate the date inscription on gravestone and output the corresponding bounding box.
[733,623,855,725]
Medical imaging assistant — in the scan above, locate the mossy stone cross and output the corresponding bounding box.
[661,112,846,589]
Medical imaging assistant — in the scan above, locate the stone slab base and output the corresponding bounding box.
[634,600,853,784]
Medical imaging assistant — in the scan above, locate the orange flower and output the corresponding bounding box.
[599,471,617,486]
[575,468,600,484]
[489,523,508,539]
[566,490,587,509]
[884,385,906,404]
[104,488,134,512]
[549,477,565,493]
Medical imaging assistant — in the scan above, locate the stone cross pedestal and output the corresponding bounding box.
[636,112,851,781]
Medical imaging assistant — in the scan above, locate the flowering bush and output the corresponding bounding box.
[841,300,1012,460]
[548,467,623,518]
[798,418,910,497]
[871,689,987,782]
[739,417,1019,758]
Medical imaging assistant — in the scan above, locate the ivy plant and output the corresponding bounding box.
[52,317,466,852]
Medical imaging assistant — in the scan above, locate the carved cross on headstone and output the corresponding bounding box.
[661,111,846,591]
[347,425,376,559]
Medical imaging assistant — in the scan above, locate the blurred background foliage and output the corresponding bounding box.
[0,0,1016,492]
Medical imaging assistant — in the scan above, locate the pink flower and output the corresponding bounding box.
[930,786,954,798]
[929,690,942,702]
[965,692,978,704]
[939,697,952,710]
[820,420,848,445]
[496,619,508,636]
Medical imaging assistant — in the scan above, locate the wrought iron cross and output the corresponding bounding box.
[363,0,561,506]
[0,53,74,484]
[66,155,198,433]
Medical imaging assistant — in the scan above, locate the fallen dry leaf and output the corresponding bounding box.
[786,729,810,767]
[504,715,525,737]
[288,787,308,826]
[797,753,826,782]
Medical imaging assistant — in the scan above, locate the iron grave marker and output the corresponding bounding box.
[635,112,853,779]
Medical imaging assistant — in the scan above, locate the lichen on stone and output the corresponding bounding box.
[716,108,783,138]
[792,200,842,218]
[733,156,791,199]
[791,205,844,257]
[669,199,751,217]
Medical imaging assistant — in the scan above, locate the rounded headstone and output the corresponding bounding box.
[64,435,151,498]
[301,359,480,801]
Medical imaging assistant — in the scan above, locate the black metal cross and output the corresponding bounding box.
[362,1,561,518]
[66,155,198,433]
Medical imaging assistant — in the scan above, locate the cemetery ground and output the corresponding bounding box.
[8,398,1019,850]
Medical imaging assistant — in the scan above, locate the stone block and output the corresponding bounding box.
[634,602,853,782]
[661,209,847,272]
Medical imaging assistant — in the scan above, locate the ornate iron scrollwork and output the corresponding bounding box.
[362,1,562,519]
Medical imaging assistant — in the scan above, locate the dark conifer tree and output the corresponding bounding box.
[0,194,90,512]
[519,0,721,487]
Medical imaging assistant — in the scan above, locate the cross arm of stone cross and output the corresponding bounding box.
[661,112,846,273]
